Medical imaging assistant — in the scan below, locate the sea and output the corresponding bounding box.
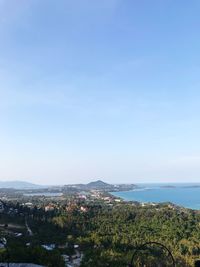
[24,192,63,197]
[111,183,200,210]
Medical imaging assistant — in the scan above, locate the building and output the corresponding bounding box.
[44,204,55,212]
[41,244,55,251]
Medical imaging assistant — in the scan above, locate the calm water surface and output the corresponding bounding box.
[24,192,63,197]
[111,184,200,210]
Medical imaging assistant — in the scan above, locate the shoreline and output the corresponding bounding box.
[109,186,200,211]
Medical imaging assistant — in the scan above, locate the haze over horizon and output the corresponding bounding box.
[1,0,200,185]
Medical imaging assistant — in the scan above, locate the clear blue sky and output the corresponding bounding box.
[1,0,200,185]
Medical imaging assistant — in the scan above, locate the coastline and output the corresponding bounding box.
[109,184,200,210]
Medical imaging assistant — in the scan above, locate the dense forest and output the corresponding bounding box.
[33,202,200,266]
[73,204,200,266]
[1,202,200,266]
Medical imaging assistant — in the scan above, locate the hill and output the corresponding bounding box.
[63,180,137,192]
[0,181,44,189]
[87,180,110,189]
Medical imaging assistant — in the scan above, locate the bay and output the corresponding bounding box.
[111,183,200,210]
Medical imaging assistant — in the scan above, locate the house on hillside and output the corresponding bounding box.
[44,204,55,212]
[42,244,55,251]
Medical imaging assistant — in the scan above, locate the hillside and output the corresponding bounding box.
[87,180,111,189]
[0,181,44,189]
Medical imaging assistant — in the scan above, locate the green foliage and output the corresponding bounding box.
[6,245,65,267]
[1,201,200,266]
[65,204,200,266]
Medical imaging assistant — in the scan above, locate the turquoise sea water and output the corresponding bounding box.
[111,184,200,210]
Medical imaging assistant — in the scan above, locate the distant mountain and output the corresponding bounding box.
[87,180,110,188]
[63,180,112,191]
[0,181,44,189]
[63,180,137,192]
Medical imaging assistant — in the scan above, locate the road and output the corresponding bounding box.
[25,219,33,236]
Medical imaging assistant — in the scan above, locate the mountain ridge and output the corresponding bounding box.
[0,180,45,189]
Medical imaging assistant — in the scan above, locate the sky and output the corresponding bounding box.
[1,0,200,185]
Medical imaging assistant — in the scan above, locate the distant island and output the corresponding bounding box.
[161,185,176,188]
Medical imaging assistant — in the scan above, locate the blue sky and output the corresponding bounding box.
[1,0,200,184]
